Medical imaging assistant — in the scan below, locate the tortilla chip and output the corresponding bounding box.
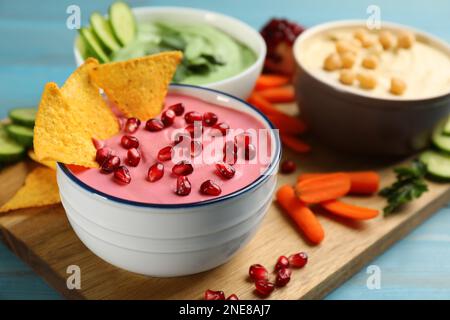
[28,149,56,170]
[0,167,60,213]
[89,51,183,120]
[61,58,119,139]
[33,82,98,168]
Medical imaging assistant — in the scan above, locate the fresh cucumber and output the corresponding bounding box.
[443,115,450,136]
[420,150,450,180]
[432,119,450,152]
[79,27,110,63]
[8,107,37,128]
[5,124,34,148]
[109,1,136,46]
[0,124,25,164]
[90,12,121,52]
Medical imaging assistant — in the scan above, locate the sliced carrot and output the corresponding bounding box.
[280,134,311,153]
[267,113,307,135]
[295,173,351,204]
[276,185,325,244]
[247,92,280,116]
[258,86,295,103]
[321,200,379,220]
[255,74,290,91]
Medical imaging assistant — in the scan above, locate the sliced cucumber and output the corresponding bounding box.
[5,124,34,148]
[109,1,136,46]
[443,115,450,136]
[90,12,121,52]
[8,107,37,128]
[0,124,25,164]
[79,27,110,63]
[420,150,450,180]
[432,119,450,152]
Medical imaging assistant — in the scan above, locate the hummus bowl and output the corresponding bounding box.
[293,20,450,156]
[56,84,281,277]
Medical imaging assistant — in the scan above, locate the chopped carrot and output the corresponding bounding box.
[247,92,280,116]
[258,86,295,103]
[295,173,351,204]
[280,134,311,153]
[268,113,307,135]
[321,200,379,220]
[255,74,290,91]
[276,185,325,244]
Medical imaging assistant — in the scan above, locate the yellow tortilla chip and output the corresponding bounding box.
[61,58,119,139]
[28,149,56,170]
[90,51,183,120]
[0,167,60,213]
[33,82,98,168]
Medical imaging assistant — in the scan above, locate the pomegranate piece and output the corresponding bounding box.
[226,294,239,300]
[249,264,268,282]
[235,132,252,148]
[121,135,139,149]
[254,280,275,297]
[212,122,230,136]
[172,160,194,176]
[204,289,225,300]
[101,155,120,174]
[185,123,203,139]
[274,255,289,271]
[173,132,191,146]
[223,140,238,165]
[176,176,192,196]
[190,140,203,158]
[161,109,176,127]
[244,143,256,160]
[202,112,218,127]
[126,148,141,167]
[215,161,236,179]
[280,160,296,174]
[184,111,203,124]
[145,118,164,132]
[124,117,141,133]
[95,147,112,166]
[168,102,185,116]
[147,162,164,182]
[288,252,308,268]
[275,267,292,287]
[200,180,221,196]
[157,146,173,162]
[113,166,131,184]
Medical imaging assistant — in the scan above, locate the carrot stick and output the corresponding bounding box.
[267,113,307,135]
[247,92,280,116]
[321,200,379,220]
[255,74,290,91]
[276,185,325,244]
[280,134,311,153]
[258,86,295,103]
[295,173,351,204]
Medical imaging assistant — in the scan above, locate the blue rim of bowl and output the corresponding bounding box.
[58,83,282,209]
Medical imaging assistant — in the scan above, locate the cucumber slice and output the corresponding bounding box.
[432,119,450,152]
[8,107,37,128]
[420,150,450,180]
[90,12,121,52]
[443,115,450,136]
[79,27,110,63]
[109,1,136,46]
[5,124,34,148]
[0,124,25,164]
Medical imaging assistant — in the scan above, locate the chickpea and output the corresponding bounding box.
[390,77,407,95]
[323,53,342,71]
[354,28,367,43]
[397,31,415,49]
[379,30,395,50]
[362,55,379,69]
[341,51,356,69]
[362,37,375,48]
[357,72,377,90]
[339,70,356,85]
[335,40,358,55]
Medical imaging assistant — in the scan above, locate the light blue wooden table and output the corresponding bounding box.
[1,0,450,300]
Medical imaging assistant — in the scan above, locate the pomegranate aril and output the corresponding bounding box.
[275,267,292,287]
[223,141,237,165]
[244,143,256,160]
[145,118,164,132]
[168,103,185,116]
[147,162,164,182]
[235,132,252,148]
[202,112,218,127]
[101,155,120,173]
[288,252,308,268]
[280,160,296,174]
[215,161,236,179]
[212,122,230,136]
[124,117,141,133]
[161,109,176,127]
[176,176,191,196]
[113,166,131,184]
[121,135,139,149]
[126,148,141,167]
[95,147,112,165]
[185,123,203,139]
[249,264,268,282]
[204,289,225,300]
[274,255,289,271]
[200,180,221,196]
[172,160,194,176]
[190,140,203,157]
[226,294,239,300]
[254,280,275,297]
[173,132,191,145]
[184,111,203,124]
[157,146,173,161]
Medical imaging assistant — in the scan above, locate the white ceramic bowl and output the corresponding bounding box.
[57,84,281,277]
[74,6,266,99]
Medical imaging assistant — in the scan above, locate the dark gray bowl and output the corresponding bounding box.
[293,20,450,156]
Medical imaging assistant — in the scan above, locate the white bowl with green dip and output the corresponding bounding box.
[74,5,266,99]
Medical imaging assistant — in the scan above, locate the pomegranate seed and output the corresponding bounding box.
[203,112,218,127]
[185,111,203,124]
[244,143,256,160]
[215,161,235,179]
[249,264,268,282]
[173,132,191,145]
[147,162,164,182]
[235,132,252,148]
[226,294,239,300]
[280,160,296,174]
[212,122,230,136]
[190,140,203,157]
[223,141,237,165]
[121,135,139,149]
[101,155,120,173]
[126,148,141,167]
[95,147,112,165]
[161,109,176,127]
[145,118,164,132]
[172,160,194,176]
[168,103,185,116]
[254,280,275,297]
[275,267,292,287]
[124,117,141,133]
[288,252,308,268]
[157,146,173,161]
[113,166,131,184]
[185,123,203,139]
[176,176,191,196]
[92,138,104,150]
[204,289,225,300]
[200,180,221,196]
[274,255,290,271]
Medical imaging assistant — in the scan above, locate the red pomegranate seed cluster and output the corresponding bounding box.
[204,289,238,301]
